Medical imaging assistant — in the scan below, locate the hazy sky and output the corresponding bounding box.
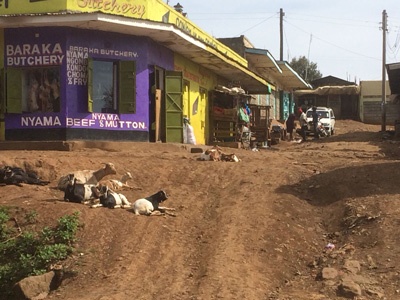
[167,1,400,83]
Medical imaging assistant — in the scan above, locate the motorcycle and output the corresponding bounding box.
[308,121,328,138]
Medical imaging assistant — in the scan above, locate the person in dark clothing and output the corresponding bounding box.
[285,113,296,141]
[312,106,319,139]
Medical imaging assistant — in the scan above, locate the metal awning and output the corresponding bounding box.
[245,48,282,76]
[0,12,272,94]
[294,85,360,96]
[386,62,400,95]
[276,61,312,90]
[245,48,311,91]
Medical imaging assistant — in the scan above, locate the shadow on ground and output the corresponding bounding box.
[305,130,400,160]
[276,160,400,206]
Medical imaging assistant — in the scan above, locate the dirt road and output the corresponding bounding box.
[1,120,400,300]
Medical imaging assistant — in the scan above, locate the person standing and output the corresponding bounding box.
[285,113,296,141]
[298,108,308,142]
[312,106,319,139]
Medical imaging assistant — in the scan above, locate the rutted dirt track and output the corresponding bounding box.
[2,120,400,300]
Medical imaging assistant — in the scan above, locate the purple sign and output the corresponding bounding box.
[4,27,174,135]
[13,113,147,130]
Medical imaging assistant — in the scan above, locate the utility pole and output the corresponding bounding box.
[280,8,284,61]
[381,10,387,132]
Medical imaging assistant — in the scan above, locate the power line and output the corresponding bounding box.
[284,20,381,61]
[188,11,277,15]
[387,22,400,59]
[189,7,397,64]
[192,17,271,21]
[288,17,378,29]
[189,10,400,23]
[239,13,278,35]
[287,12,382,26]
[189,11,397,27]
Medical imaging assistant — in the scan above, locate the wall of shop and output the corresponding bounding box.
[359,80,394,124]
[0,29,4,140]
[174,54,217,144]
[0,0,268,144]
[3,27,174,141]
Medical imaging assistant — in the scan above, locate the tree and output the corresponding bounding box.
[289,56,322,82]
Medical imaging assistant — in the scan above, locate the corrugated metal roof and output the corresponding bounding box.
[0,11,272,94]
[277,61,312,90]
[386,63,400,95]
[245,48,311,91]
[294,85,360,96]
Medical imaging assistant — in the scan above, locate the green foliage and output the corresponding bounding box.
[54,212,80,245]
[0,207,10,241]
[0,208,81,297]
[24,210,38,224]
[0,207,9,224]
[290,55,323,82]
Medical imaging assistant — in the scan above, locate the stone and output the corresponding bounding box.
[366,288,384,298]
[338,280,362,298]
[343,260,361,274]
[342,274,375,285]
[367,255,377,269]
[190,147,204,153]
[13,271,55,300]
[321,267,338,280]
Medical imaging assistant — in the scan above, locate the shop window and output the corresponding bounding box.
[91,60,115,113]
[88,59,136,114]
[6,67,61,113]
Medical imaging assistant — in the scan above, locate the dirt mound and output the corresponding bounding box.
[1,120,400,300]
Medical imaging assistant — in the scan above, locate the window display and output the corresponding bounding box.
[23,68,60,113]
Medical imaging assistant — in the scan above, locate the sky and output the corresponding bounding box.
[165,0,400,83]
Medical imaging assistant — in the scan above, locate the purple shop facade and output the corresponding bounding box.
[4,26,174,141]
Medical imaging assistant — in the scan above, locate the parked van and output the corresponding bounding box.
[306,107,335,136]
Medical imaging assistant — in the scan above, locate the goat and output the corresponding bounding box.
[0,166,50,186]
[57,162,117,191]
[91,185,131,209]
[98,172,134,191]
[220,153,240,162]
[200,146,240,162]
[132,190,175,216]
[64,175,101,204]
[200,146,221,161]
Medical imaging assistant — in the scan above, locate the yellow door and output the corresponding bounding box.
[198,87,207,144]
